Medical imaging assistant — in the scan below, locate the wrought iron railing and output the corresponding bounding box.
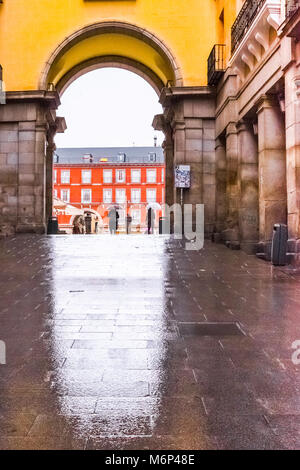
[207,44,226,86]
[231,0,266,53]
[286,0,299,19]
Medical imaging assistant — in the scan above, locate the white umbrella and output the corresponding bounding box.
[64,204,84,216]
[53,197,67,209]
[146,202,161,211]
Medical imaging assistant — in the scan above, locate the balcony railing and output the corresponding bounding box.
[207,44,226,86]
[231,0,266,53]
[286,0,299,19]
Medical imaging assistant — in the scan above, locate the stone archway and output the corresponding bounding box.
[39,21,182,92]
[40,21,182,231]
[0,21,216,237]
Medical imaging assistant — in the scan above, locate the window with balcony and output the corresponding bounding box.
[116,188,126,203]
[61,170,70,184]
[147,169,156,183]
[231,0,266,53]
[116,169,126,183]
[61,189,70,203]
[207,44,226,86]
[81,189,92,203]
[103,169,112,183]
[82,170,91,184]
[118,209,125,224]
[103,188,112,203]
[131,169,141,183]
[147,188,156,203]
[131,188,141,203]
[131,209,141,224]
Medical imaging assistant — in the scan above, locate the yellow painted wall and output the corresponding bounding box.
[0,0,242,92]
[214,0,244,61]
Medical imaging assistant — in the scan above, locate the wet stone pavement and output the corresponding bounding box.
[0,234,300,450]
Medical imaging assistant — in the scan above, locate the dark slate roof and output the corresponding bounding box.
[55,147,164,164]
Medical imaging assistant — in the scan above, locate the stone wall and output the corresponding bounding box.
[158,87,216,236]
[0,92,60,236]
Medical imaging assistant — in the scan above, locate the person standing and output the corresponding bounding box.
[147,208,155,234]
[126,213,132,234]
[108,207,119,234]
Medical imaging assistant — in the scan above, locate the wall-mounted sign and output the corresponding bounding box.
[175,165,191,188]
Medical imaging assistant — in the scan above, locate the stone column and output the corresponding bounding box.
[159,88,216,236]
[257,95,287,255]
[285,63,300,252]
[223,122,239,244]
[237,120,259,254]
[172,117,188,207]
[215,137,227,235]
[202,119,216,236]
[46,138,56,225]
[0,91,61,236]
[162,126,174,207]
[152,114,174,207]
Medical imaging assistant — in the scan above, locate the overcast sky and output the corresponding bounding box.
[54,68,164,149]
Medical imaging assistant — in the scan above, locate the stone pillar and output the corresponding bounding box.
[285,63,300,253]
[257,95,287,255]
[159,88,216,236]
[237,120,259,254]
[215,137,227,234]
[152,114,174,207]
[202,119,216,236]
[223,122,239,244]
[162,126,174,207]
[0,91,61,236]
[46,138,56,225]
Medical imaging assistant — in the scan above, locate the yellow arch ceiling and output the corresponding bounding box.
[47,33,176,92]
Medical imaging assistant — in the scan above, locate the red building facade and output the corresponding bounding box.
[53,147,165,233]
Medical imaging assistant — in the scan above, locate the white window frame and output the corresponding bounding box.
[116,188,126,203]
[61,170,70,184]
[116,169,126,183]
[61,189,70,203]
[118,209,125,224]
[131,188,141,203]
[147,188,156,203]
[82,169,91,184]
[147,169,156,183]
[81,188,92,203]
[103,169,112,184]
[54,189,58,198]
[131,169,141,183]
[103,188,112,203]
[131,209,141,224]
[161,168,165,183]
[54,170,57,183]
[148,153,156,162]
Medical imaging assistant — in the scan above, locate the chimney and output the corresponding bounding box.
[154,136,157,147]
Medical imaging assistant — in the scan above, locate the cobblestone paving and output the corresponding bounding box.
[0,234,300,450]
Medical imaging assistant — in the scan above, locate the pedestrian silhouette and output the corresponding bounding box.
[108,207,119,234]
[147,208,155,234]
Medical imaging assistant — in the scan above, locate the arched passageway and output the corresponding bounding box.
[0,21,216,237]
[42,22,183,227]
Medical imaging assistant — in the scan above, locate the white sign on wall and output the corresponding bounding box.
[175,165,191,188]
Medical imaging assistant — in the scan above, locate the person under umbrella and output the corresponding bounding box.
[147,207,155,234]
[108,207,119,234]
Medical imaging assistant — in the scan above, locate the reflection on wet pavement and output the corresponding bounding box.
[0,234,300,449]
